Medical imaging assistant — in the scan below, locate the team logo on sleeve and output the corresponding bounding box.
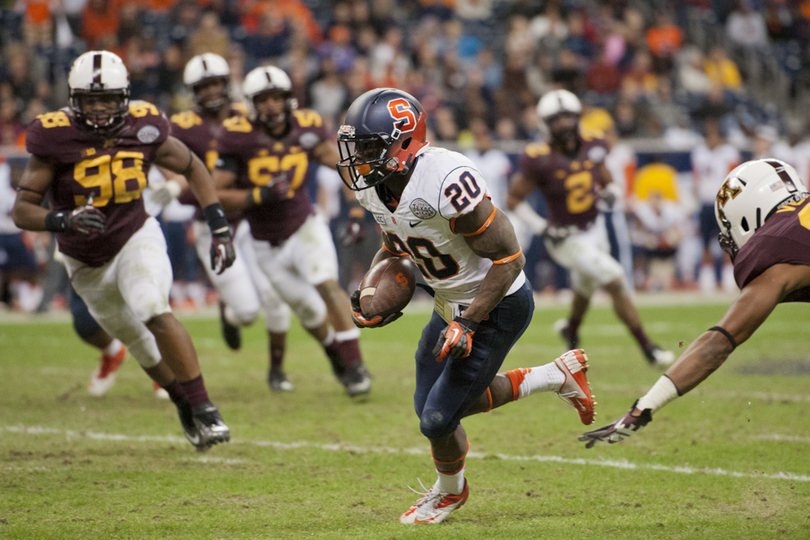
[409,198,436,220]
[137,125,160,144]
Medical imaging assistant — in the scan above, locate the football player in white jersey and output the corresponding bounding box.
[337,88,597,524]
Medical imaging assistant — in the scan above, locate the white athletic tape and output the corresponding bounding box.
[2,425,809,483]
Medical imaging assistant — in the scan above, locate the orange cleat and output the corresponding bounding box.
[554,349,596,425]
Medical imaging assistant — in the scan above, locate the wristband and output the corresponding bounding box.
[456,316,479,332]
[203,203,229,234]
[44,211,67,232]
[707,326,737,350]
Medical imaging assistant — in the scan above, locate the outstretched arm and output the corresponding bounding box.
[580,263,810,447]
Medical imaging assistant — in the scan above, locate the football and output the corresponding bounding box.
[358,257,417,319]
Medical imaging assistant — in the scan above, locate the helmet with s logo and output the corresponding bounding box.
[715,159,809,260]
[336,88,428,190]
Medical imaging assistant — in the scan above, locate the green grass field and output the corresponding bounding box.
[1,296,809,539]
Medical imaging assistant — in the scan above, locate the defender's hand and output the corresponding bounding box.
[341,216,366,246]
[432,317,479,362]
[599,182,622,209]
[350,290,402,328]
[46,206,108,235]
[578,402,652,448]
[151,179,182,207]
[210,228,236,275]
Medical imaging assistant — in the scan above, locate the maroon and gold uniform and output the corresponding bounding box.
[215,109,330,245]
[171,105,244,220]
[170,105,291,333]
[517,134,610,229]
[734,196,810,301]
[26,103,170,266]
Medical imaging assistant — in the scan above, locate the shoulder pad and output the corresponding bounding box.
[170,111,203,130]
[223,115,253,133]
[291,109,323,129]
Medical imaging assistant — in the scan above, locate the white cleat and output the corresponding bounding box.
[645,345,675,368]
[152,381,170,400]
[399,479,469,524]
[554,349,596,425]
[88,346,128,397]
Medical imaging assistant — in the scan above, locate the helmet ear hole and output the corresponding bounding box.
[401,137,412,150]
[740,217,749,232]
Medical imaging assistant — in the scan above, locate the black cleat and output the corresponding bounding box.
[178,400,230,450]
[219,301,241,350]
[268,370,295,392]
[554,318,579,351]
[340,364,372,397]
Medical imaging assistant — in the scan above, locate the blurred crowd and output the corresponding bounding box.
[6,0,810,312]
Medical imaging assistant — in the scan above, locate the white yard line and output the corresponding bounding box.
[3,425,808,483]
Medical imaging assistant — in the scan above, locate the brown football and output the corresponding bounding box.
[358,257,417,319]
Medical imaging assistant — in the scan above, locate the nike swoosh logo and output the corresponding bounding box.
[449,328,460,342]
[409,221,421,227]
[185,432,201,445]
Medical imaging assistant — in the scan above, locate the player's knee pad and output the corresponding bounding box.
[126,332,161,369]
[128,286,171,323]
[228,304,260,327]
[264,303,291,333]
[419,408,456,440]
[571,271,600,298]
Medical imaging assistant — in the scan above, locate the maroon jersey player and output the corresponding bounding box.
[213,65,372,397]
[506,89,674,367]
[12,50,235,450]
[152,54,294,392]
[581,159,810,447]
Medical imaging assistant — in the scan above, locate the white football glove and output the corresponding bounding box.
[598,182,623,209]
[151,180,183,207]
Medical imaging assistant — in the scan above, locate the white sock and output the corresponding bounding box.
[518,363,566,398]
[103,339,123,357]
[335,328,360,342]
[436,466,465,495]
[321,328,336,347]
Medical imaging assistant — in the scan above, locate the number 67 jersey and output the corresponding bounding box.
[355,146,525,306]
[25,102,170,267]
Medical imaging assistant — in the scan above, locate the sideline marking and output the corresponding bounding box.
[3,425,809,483]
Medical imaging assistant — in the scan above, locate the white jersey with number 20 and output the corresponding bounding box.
[356,146,525,305]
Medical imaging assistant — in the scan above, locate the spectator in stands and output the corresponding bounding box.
[81,0,120,49]
[0,99,25,148]
[631,188,685,291]
[678,47,712,96]
[645,10,683,74]
[704,45,743,93]
[189,11,231,58]
[620,49,658,101]
[691,118,741,292]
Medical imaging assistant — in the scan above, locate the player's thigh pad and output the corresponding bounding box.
[413,282,534,440]
[193,220,261,325]
[546,225,624,297]
[252,238,326,330]
[235,221,290,333]
[283,214,339,286]
[64,252,161,368]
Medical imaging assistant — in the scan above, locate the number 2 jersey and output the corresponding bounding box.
[26,103,170,267]
[517,134,610,229]
[355,146,526,306]
[214,109,329,245]
[733,195,810,301]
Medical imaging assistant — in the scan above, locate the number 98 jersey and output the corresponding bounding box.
[26,102,170,267]
[355,146,502,305]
